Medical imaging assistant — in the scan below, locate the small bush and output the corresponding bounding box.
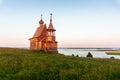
[86,52,93,58]
[110,56,115,59]
[72,54,74,56]
[76,54,79,57]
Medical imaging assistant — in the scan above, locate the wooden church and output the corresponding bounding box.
[29,14,58,52]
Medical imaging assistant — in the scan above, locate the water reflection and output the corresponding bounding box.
[58,49,120,59]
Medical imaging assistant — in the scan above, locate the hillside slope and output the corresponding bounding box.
[0,48,120,80]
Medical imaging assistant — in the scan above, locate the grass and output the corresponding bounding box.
[105,51,120,55]
[0,48,120,80]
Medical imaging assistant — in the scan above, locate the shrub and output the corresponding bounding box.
[86,52,93,58]
[76,54,79,57]
[72,54,74,56]
[110,56,115,59]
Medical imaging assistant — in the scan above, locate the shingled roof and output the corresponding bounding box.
[33,24,47,38]
[48,13,55,30]
[48,22,54,29]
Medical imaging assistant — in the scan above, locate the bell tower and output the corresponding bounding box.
[46,13,58,52]
[47,13,56,41]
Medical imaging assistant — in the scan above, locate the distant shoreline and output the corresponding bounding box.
[0,47,120,55]
[58,48,120,55]
[1,47,120,50]
[59,48,120,50]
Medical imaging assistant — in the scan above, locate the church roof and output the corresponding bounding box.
[33,24,47,38]
[39,19,44,24]
[48,22,54,29]
[48,13,55,30]
[39,14,44,24]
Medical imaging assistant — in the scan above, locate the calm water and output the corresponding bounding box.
[58,48,120,59]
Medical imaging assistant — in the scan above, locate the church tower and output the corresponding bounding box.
[46,13,58,52]
[29,14,58,53]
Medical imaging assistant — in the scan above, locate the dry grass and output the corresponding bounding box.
[105,51,120,55]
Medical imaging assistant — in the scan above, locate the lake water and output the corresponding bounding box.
[58,48,120,59]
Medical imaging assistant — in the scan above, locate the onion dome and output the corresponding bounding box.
[39,14,44,24]
[39,19,44,24]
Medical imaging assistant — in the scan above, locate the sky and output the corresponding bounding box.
[0,0,120,48]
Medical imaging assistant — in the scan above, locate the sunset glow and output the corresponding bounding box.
[0,0,120,48]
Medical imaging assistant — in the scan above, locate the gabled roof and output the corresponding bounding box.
[33,24,47,38]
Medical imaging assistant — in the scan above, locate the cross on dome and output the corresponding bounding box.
[50,13,52,23]
[41,14,43,19]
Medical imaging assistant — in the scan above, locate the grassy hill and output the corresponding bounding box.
[0,48,120,80]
